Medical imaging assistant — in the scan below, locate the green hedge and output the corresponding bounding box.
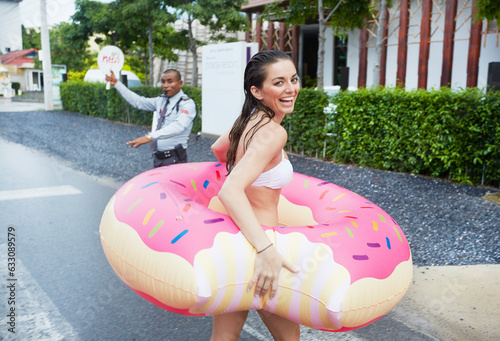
[60,81,499,186]
[60,81,202,133]
[292,87,499,187]
[282,88,330,158]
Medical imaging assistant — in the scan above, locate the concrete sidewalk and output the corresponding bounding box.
[0,97,61,112]
[306,264,500,340]
[392,264,500,340]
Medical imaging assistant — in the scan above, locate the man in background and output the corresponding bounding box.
[106,69,196,167]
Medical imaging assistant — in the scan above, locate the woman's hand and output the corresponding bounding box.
[247,246,297,299]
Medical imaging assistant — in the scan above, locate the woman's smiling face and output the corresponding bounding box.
[251,60,300,117]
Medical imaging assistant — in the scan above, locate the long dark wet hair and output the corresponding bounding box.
[226,50,293,174]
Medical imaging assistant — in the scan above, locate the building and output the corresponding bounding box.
[241,0,500,91]
[0,0,43,93]
[0,0,23,55]
[0,48,39,92]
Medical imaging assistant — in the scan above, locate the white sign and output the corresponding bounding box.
[97,46,124,90]
[201,42,258,137]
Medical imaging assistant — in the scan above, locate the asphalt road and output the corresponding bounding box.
[0,139,215,340]
[0,138,438,341]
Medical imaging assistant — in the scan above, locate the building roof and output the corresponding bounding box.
[241,0,288,12]
[0,48,38,66]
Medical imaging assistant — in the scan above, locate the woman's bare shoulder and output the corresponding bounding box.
[243,123,286,159]
[257,120,287,144]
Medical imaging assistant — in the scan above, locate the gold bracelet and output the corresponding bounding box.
[257,243,273,254]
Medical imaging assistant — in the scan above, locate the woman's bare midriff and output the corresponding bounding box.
[246,186,281,227]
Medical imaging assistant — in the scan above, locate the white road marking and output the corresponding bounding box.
[242,323,269,340]
[0,185,82,201]
[300,326,364,340]
[0,245,80,340]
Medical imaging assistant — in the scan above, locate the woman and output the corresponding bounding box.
[210,50,301,340]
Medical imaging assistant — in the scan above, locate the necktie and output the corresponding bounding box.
[151,97,169,151]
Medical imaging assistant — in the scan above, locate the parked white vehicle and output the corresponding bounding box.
[84,69,142,88]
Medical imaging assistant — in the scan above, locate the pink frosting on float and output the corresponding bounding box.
[113,163,237,265]
[278,174,411,283]
[113,162,411,284]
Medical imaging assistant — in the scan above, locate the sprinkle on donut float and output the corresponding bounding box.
[99,162,413,332]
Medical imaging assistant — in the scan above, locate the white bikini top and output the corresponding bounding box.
[252,150,293,189]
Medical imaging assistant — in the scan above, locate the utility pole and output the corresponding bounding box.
[40,0,53,110]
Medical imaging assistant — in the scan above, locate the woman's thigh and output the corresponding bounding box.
[257,310,301,341]
[211,310,249,341]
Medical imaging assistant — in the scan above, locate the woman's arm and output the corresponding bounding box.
[218,125,296,298]
[211,130,230,162]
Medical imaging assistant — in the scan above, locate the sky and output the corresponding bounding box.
[19,0,112,29]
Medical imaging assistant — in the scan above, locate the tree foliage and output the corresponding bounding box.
[71,0,189,85]
[263,0,371,35]
[50,22,93,71]
[191,0,249,39]
[22,23,92,71]
[176,0,249,86]
[475,0,500,23]
[26,0,249,86]
[22,25,41,50]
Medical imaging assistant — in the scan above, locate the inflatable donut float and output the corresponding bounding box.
[99,162,412,332]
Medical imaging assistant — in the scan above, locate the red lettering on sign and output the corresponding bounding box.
[102,56,120,64]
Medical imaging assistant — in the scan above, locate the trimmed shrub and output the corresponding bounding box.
[328,87,500,186]
[60,81,202,133]
[283,88,329,157]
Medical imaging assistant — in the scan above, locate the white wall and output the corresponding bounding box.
[323,27,335,86]
[428,27,444,90]
[479,34,500,89]
[346,29,360,88]
[0,1,22,54]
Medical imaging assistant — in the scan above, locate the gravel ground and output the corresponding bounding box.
[1,110,499,267]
